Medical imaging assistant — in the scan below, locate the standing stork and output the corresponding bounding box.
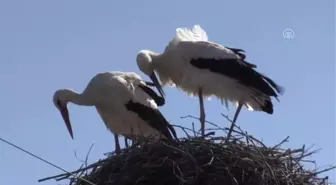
[53,71,177,154]
[136,24,284,139]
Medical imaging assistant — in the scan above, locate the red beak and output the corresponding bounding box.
[58,103,74,139]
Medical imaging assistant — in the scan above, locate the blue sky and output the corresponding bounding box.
[0,1,335,184]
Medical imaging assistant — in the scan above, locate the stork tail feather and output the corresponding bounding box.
[260,74,285,96]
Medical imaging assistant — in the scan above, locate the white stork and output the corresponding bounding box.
[53,71,177,153]
[136,24,284,139]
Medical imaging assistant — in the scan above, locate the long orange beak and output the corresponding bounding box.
[57,102,74,139]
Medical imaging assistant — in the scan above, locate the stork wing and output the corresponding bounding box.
[172,41,257,68]
[176,41,242,61]
[190,57,283,98]
[137,83,165,106]
[125,100,177,140]
[225,47,246,59]
[242,61,257,68]
[225,47,257,68]
[168,24,256,68]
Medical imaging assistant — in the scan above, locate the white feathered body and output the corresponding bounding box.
[83,72,166,139]
[152,26,267,111]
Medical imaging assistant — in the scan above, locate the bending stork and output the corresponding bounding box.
[136,24,284,139]
[53,71,177,153]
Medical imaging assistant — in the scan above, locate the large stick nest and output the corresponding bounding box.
[40,117,334,185]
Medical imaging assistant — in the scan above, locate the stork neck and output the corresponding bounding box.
[64,89,95,106]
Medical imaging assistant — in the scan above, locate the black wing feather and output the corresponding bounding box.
[125,100,177,140]
[225,47,257,68]
[138,83,165,106]
[225,47,246,59]
[242,60,257,68]
[190,58,283,98]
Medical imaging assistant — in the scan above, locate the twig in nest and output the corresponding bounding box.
[181,115,227,134]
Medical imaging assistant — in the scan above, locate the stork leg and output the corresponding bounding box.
[225,102,243,142]
[129,138,134,147]
[114,134,121,154]
[198,88,206,137]
[124,136,134,147]
[124,137,129,148]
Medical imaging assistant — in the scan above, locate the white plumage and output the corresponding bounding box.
[53,71,176,153]
[136,24,284,138]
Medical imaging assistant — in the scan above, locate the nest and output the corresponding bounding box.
[39,116,334,185]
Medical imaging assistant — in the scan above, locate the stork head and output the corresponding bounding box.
[136,50,165,97]
[136,50,156,75]
[53,89,74,139]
